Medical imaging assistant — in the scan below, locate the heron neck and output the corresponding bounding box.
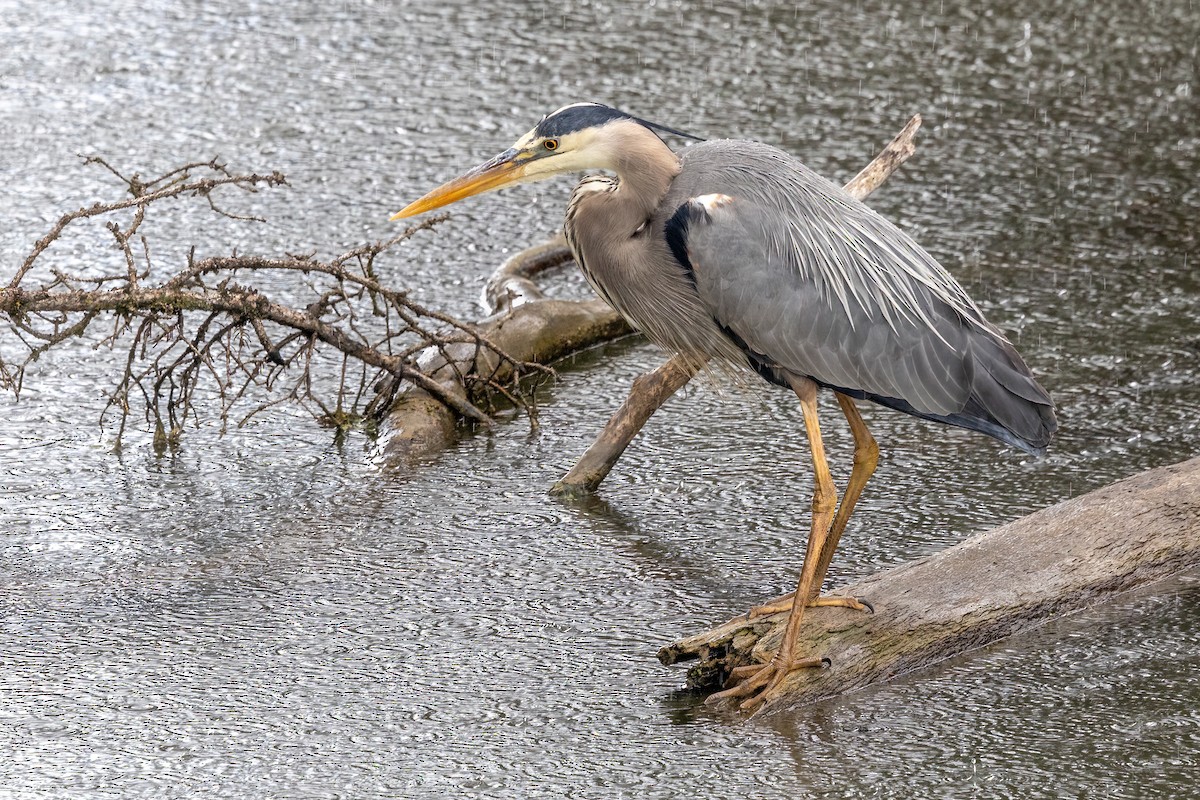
[609,127,681,220]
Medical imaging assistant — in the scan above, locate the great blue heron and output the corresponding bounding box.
[392,102,1057,711]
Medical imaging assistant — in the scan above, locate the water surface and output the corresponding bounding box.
[1,1,1198,798]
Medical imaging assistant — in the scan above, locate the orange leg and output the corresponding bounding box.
[811,393,878,598]
[747,392,879,617]
[706,376,838,711]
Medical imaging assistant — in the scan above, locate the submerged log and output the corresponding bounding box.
[379,294,628,467]
[660,456,1200,715]
[379,231,629,467]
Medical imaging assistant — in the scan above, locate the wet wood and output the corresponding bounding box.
[379,296,629,467]
[483,233,573,312]
[551,355,699,496]
[659,456,1200,716]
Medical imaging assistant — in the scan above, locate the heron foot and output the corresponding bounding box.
[747,592,873,619]
[704,655,830,712]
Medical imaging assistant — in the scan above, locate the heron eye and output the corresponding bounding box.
[543,139,559,151]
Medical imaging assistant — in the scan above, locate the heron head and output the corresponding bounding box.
[390,102,698,220]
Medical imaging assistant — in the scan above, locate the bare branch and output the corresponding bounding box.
[1,157,550,447]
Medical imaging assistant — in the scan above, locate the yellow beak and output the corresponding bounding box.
[390,147,529,220]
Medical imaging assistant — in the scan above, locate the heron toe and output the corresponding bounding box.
[748,591,873,618]
[810,594,874,613]
[704,655,829,712]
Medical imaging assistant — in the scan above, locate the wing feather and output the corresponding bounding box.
[667,140,1056,453]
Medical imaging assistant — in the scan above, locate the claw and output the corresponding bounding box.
[705,655,829,710]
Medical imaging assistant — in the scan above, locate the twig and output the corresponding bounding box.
[1,157,547,446]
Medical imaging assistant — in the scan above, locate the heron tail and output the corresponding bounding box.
[832,334,1057,456]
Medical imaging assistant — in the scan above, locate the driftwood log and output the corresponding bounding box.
[379,241,628,466]
[381,116,923,469]
[659,456,1200,715]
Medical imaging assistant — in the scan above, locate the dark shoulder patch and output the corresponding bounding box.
[663,200,711,289]
[535,104,631,138]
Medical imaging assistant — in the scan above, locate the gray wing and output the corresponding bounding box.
[667,146,1056,453]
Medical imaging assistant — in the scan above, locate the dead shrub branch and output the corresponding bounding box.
[0,157,550,450]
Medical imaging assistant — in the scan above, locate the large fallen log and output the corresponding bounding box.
[660,456,1200,715]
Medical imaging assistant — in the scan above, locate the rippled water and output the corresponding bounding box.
[2,1,1198,798]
